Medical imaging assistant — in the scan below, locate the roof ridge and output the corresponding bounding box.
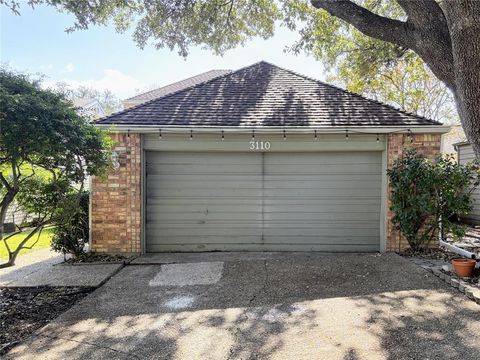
[97,63,267,124]
[266,62,441,126]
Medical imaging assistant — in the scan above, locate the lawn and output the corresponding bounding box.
[0,227,54,260]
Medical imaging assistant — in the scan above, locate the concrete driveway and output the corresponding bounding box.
[7,253,480,359]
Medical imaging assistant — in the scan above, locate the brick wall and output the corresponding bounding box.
[386,133,442,251]
[91,133,141,254]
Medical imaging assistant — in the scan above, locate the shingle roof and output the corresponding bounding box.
[98,61,442,127]
[124,69,231,104]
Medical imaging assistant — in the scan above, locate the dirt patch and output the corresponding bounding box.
[0,286,93,356]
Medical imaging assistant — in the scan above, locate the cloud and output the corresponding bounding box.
[42,69,145,98]
[63,63,75,73]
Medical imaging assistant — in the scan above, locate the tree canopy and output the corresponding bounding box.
[3,0,479,155]
[0,68,112,267]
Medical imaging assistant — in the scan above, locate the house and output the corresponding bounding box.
[456,141,480,224]
[442,124,466,156]
[122,69,231,109]
[72,98,105,120]
[92,61,449,254]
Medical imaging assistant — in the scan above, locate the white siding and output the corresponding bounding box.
[458,143,480,223]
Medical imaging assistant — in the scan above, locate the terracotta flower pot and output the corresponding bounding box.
[451,258,476,278]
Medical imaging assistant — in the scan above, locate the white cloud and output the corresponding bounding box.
[42,69,145,98]
[61,63,75,73]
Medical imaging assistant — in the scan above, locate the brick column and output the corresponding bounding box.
[91,133,141,254]
[386,133,442,251]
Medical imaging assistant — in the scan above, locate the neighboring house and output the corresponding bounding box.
[72,98,105,120]
[442,124,466,156]
[456,141,480,224]
[92,61,449,254]
[122,69,231,109]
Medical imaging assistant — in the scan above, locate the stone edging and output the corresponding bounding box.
[424,265,480,304]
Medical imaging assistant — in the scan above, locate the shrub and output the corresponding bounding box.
[51,191,90,257]
[387,149,480,251]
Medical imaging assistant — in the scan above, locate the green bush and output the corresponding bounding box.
[51,191,90,257]
[387,150,480,251]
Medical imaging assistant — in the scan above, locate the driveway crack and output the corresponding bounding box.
[248,260,268,304]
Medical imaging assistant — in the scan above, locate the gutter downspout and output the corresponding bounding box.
[438,217,476,259]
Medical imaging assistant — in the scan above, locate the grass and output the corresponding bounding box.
[0,227,54,260]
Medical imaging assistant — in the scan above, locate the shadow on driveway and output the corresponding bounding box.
[7,253,480,359]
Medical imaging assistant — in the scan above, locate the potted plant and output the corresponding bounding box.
[451,258,477,278]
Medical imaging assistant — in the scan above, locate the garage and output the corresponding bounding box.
[92,61,448,254]
[146,150,382,252]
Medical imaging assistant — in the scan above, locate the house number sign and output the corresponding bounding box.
[249,141,271,150]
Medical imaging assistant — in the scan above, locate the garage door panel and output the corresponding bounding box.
[147,243,380,252]
[263,204,380,213]
[147,175,261,189]
[261,227,379,237]
[147,204,263,213]
[146,236,262,247]
[146,151,382,252]
[265,174,380,181]
[148,187,263,198]
[147,226,262,237]
[148,197,264,206]
[264,152,381,164]
[261,236,380,245]
[264,188,381,198]
[264,180,381,189]
[263,212,379,221]
[264,198,381,206]
[148,211,263,221]
[265,164,382,174]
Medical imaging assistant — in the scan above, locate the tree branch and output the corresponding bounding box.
[310,0,456,90]
[310,0,409,47]
[397,0,447,26]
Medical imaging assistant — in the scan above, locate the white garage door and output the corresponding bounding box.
[146,151,381,252]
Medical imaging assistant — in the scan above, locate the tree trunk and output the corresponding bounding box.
[443,1,480,159]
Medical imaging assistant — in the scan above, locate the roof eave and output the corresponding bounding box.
[95,123,451,134]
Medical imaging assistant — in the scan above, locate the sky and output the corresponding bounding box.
[1,2,327,100]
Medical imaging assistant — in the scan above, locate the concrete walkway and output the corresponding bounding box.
[0,249,123,287]
[6,253,480,360]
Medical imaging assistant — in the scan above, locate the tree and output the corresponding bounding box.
[3,1,479,156]
[327,51,457,123]
[0,68,111,268]
[285,1,457,123]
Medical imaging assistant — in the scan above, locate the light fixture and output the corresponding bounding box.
[283,129,287,141]
[407,129,413,143]
[127,129,130,138]
[376,133,380,142]
[345,129,349,140]
[159,129,162,139]
[190,129,193,140]
[314,130,318,141]
[251,129,255,141]
[221,130,225,141]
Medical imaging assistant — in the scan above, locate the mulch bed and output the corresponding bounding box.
[0,286,94,356]
[63,253,134,264]
[397,247,456,261]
